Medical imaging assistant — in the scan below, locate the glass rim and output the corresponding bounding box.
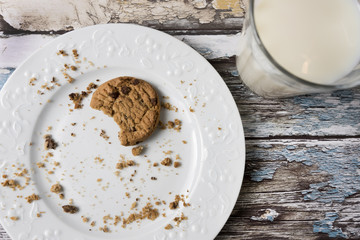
[249,0,355,90]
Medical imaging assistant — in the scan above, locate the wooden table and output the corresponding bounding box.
[1,1,359,239]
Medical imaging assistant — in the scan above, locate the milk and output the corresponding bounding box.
[236,0,360,97]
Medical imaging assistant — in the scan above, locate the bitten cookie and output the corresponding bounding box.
[90,76,160,146]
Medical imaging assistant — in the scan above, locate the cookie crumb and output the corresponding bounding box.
[174,213,188,226]
[165,224,173,230]
[126,160,135,166]
[59,193,65,199]
[131,202,137,210]
[100,225,110,233]
[86,82,98,91]
[10,216,19,221]
[182,140,187,144]
[72,49,79,59]
[100,130,110,141]
[44,134,58,150]
[167,121,175,129]
[25,194,40,203]
[114,216,121,226]
[90,221,96,227]
[69,91,87,109]
[189,107,195,112]
[151,177,157,180]
[70,66,77,71]
[153,162,159,167]
[132,146,144,156]
[50,183,63,193]
[62,205,79,214]
[161,158,172,166]
[82,216,89,222]
[57,50,68,56]
[29,77,37,86]
[174,162,181,168]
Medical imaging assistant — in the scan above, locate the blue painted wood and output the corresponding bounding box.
[0,68,15,90]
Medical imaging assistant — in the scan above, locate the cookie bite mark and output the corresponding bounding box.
[90,77,161,146]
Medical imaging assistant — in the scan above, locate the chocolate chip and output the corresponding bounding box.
[121,86,131,95]
[131,79,140,85]
[150,98,157,106]
[109,92,119,99]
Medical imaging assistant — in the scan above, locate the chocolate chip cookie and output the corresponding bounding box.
[90,76,160,146]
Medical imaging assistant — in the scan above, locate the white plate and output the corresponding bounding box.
[0,24,245,240]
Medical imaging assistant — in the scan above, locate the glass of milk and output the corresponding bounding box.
[236,0,360,98]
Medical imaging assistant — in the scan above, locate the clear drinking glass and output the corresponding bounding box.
[236,0,360,98]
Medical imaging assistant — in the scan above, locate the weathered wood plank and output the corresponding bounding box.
[0,0,244,33]
[217,139,360,239]
[212,61,360,138]
[0,34,240,68]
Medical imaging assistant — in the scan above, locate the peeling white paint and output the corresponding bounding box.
[0,0,218,31]
[175,34,241,59]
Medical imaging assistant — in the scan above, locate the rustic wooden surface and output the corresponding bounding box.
[1,0,360,239]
